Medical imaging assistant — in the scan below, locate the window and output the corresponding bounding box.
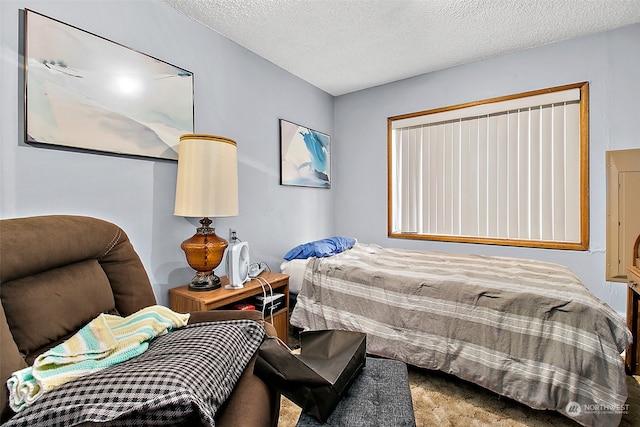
[388,82,589,250]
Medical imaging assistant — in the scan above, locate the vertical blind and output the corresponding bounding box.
[388,83,588,249]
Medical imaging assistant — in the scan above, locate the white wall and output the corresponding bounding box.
[333,23,640,315]
[0,0,334,305]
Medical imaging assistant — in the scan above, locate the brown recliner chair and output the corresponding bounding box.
[0,215,279,425]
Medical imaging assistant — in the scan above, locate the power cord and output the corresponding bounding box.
[255,276,274,326]
[227,231,276,325]
[249,261,272,278]
[261,262,272,272]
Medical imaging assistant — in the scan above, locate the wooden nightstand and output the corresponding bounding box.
[169,271,290,341]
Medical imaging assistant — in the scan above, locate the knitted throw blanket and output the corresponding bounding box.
[7,305,190,412]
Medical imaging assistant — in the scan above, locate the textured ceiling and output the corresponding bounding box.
[161,0,640,96]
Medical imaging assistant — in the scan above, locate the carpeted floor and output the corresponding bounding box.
[277,365,640,426]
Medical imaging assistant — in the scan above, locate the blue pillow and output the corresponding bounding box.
[283,237,356,261]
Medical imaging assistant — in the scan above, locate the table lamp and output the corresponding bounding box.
[174,134,239,291]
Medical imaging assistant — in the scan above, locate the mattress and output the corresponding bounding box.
[290,243,632,427]
[280,258,310,295]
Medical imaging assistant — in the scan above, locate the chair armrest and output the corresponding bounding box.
[188,310,278,338]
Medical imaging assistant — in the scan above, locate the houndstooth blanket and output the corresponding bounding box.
[3,320,265,427]
[8,305,190,412]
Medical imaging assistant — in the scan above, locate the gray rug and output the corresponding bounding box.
[296,357,415,426]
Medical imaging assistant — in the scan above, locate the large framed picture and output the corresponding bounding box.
[23,9,194,161]
[280,119,331,188]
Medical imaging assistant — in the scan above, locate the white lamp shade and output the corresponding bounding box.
[174,134,239,217]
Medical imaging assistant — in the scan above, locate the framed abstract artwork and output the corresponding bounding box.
[280,119,331,188]
[23,9,194,161]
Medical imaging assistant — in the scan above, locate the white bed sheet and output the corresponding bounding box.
[280,259,310,295]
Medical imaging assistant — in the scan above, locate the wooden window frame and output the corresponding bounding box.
[387,82,589,250]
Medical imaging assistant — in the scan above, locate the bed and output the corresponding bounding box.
[287,242,632,427]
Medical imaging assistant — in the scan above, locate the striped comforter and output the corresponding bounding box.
[290,243,632,427]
